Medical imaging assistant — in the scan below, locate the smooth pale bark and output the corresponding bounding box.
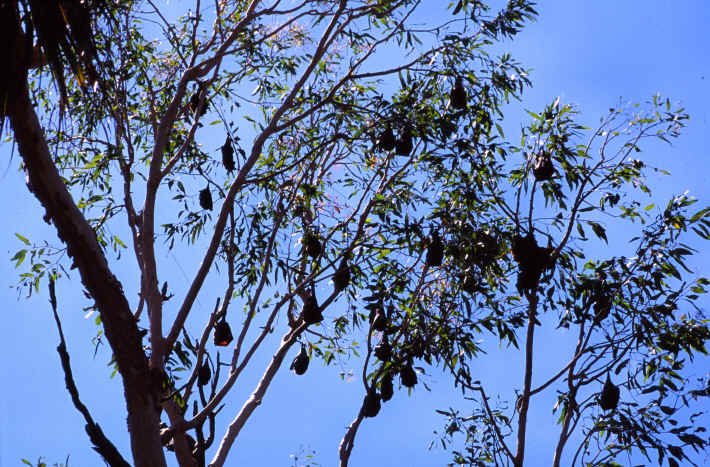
[209,329,300,466]
[514,295,538,467]
[8,68,167,467]
[338,413,364,467]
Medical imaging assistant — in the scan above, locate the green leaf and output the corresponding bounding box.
[113,235,127,248]
[11,249,27,268]
[587,221,608,243]
[576,222,585,239]
[15,233,31,245]
[689,207,710,222]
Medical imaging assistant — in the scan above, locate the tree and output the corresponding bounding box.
[4,1,709,467]
[433,99,710,466]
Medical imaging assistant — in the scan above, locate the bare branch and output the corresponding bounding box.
[48,278,131,467]
[208,325,304,466]
[338,413,364,467]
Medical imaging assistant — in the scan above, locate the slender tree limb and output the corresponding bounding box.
[208,326,304,466]
[338,413,364,467]
[552,322,586,467]
[530,323,593,397]
[460,382,515,463]
[514,294,538,467]
[48,278,131,467]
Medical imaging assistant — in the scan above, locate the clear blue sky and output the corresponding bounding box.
[1,2,709,466]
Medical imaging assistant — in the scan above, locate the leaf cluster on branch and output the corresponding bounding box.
[5,1,710,467]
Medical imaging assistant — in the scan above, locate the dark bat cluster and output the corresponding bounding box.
[471,230,499,267]
[374,77,466,158]
[361,390,381,418]
[532,151,554,181]
[458,229,500,294]
[426,230,444,267]
[377,124,395,151]
[359,301,425,418]
[361,361,417,418]
[395,127,413,156]
[380,373,394,402]
[213,318,233,347]
[197,360,211,387]
[599,374,620,411]
[290,344,309,375]
[221,136,235,173]
[369,306,388,332]
[374,336,391,362]
[377,123,413,156]
[450,76,468,110]
[189,81,209,118]
[400,361,418,388]
[301,292,323,325]
[592,286,613,324]
[333,260,351,292]
[199,186,213,211]
[511,233,554,294]
[195,133,241,212]
[303,231,322,259]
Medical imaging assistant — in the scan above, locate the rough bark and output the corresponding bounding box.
[8,66,166,467]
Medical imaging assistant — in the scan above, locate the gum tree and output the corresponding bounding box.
[4,1,538,466]
[434,99,710,467]
[4,1,709,467]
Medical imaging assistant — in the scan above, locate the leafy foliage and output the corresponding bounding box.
[7,1,710,466]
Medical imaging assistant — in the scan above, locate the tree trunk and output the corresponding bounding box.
[8,70,167,467]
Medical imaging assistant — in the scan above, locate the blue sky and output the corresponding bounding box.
[1,2,709,466]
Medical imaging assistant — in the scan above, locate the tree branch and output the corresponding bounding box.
[48,278,131,467]
[208,326,304,466]
[338,413,364,467]
[514,294,538,467]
